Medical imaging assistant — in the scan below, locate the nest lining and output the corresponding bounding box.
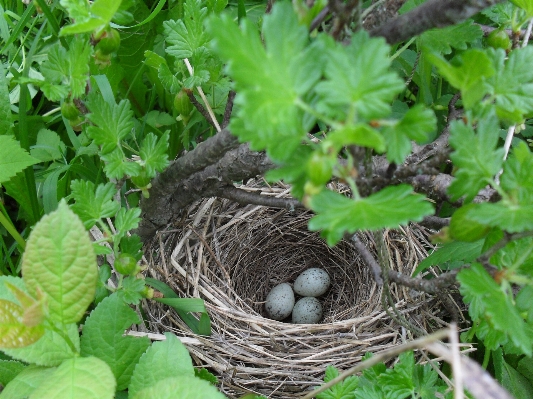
[144,182,444,398]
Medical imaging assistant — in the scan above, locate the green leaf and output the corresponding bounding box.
[2,323,80,366]
[308,186,434,246]
[383,104,437,164]
[0,136,39,184]
[0,365,56,399]
[317,365,357,399]
[30,129,67,162]
[155,298,207,313]
[208,3,322,161]
[70,180,121,229]
[325,124,385,153]
[467,202,533,233]
[0,300,44,349]
[163,0,209,59]
[114,208,141,237]
[493,349,533,399]
[315,30,404,121]
[458,263,532,355]
[419,20,483,54]
[449,204,491,242]
[40,37,91,99]
[86,98,135,154]
[500,142,533,205]
[509,0,533,17]
[139,131,170,177]
[22,200,98,324]
[80,294,150,390]
[428,49,495,109]
[194,368,218,385]
[60,0,123,35]
[117,276,145,304]
[158,64,181,95]
[414,239,484,276]
[128,333,194,398]
[0,62,13,136]
[101,147,142,179]
[489,46,533,122]
[448,117,505,202]
[0,359,26,386]
[131,376,227,399]
[29,356,116,399]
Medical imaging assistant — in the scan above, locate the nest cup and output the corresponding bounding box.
[145,182,439,398]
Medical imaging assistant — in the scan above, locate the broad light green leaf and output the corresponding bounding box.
[308,186,434,246]
[0,62,13,135]
[414,239,484,276]
[510,0,533,16]
[22,200,98,324]
[419,20,482,54]
[139,131,170,176]
[208,3,322,161]
[101,147,142,179]
[80,294,150,390]
[29,356,116,399]
[86,98,135,154]
[0,136,39,184]
[128,333,194,398]
[60,0,123,35]
[70,180,120,228]
[0,359,26,386]
[458,263,532,356]
[448,117,505,202]
[132,376,227,399]
[164,0,209,59]
[383,104,436,164]
[428,49,495,109]
[0,300,44,348]
[0,365,56,399]
[30,129,66,162]
[315,30,404,121]
[2,323,79,366]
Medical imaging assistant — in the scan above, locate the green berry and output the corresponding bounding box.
[60,101,80,121]
[114,254,140,275]
[96,28,121,55]
[174,90,194,116]
[486,29,511,50]
[306,152,333,186]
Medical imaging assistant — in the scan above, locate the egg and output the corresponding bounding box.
[292,297,323,324]
[293,268,331,297]
[265,283,295,320]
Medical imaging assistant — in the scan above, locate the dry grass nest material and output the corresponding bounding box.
[144,181,449,398]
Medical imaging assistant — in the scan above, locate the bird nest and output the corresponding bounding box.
[144,181,447,398]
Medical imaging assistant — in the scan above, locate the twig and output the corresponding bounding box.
[352,235,383,285]
[449,324,463,399]
[309,5,330,31]
[222,90,236,129]
[183,58,221,132]
[301,328,451,399]
[184,88,217,130]
[219,185,304,210]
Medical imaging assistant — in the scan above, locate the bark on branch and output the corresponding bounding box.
[370,0,505,44]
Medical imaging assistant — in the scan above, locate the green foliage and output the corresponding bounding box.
[0,136,39,184]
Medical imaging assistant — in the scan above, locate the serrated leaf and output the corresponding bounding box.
[415,240,484,276]
[131,375,227,399]
[60,0,123,36]
[29,356,116,399]
[70,180,120,228]
[419,20,483,54]
[22,201,98,324]
[467,202,533,233]
[0,62,13,135]
[158,63,181,95]
[128,333,194,398]
[383,104,437,164]
[0,365,56,399]
[449,204,491,242]
[139,131,170,177]
[326,124,385,152]
[430,50,495,110]
[315,30,404,121]
[0,136,39,184]
[458,263,532,356]
[116,276,145,304]
[115,208,141,235]
[308,186,434,246]
[0,300,44,348]
[164,0,209,59]
[493,348,533,399]
[500,140,533,204]
[80,294,150,390]
[209,3,322,161]
[2,323,80,366]
[86,98,135,154]
[0,359,26,386]
[40,38,91,99]
[30,129,66,162]
[194,368,218,385]
[448,117,505,202]
[510,0,533,16]
[101,147,142,179]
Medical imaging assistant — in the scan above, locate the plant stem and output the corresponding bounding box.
[0,211,25,250]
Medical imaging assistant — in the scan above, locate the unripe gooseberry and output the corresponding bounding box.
[96,28,121,55]
[486,29,511,50]
[61,101,80,121]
